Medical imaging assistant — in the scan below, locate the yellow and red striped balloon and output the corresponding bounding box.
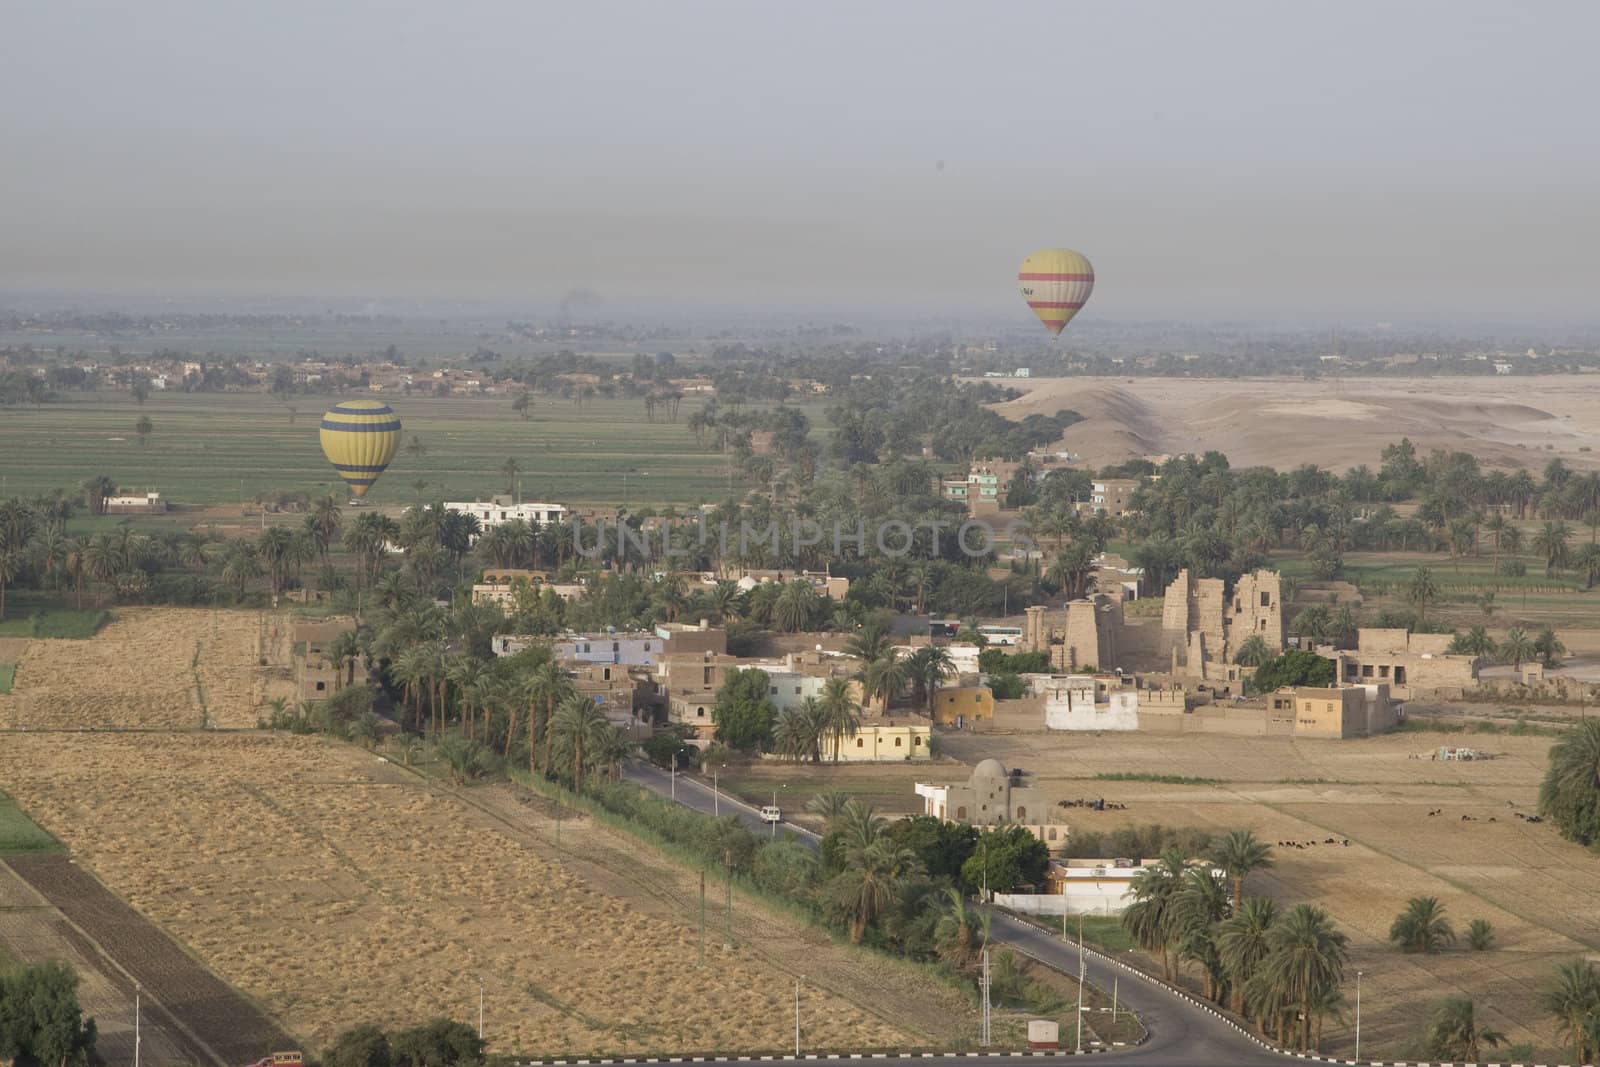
[1017,248,1095,337]
[319,399,401,498]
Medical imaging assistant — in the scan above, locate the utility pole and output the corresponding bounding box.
[699,871,706,966]
[1075,911,1085,1053]
[671,751,677,801]
[712,765,719,816]
[1111,977,1118,1025]
[723,850,733,948]
[794,977,802,1057]
[1355,970,1363,1061]
[135,983,141,1067]
[478,977,485,1040]
[980,949,991,1046]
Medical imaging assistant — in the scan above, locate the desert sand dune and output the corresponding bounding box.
[991,374,1600,472]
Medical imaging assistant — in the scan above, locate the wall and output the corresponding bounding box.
[933,686,994,725]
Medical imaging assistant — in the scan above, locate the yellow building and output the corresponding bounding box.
[837,721,931,762]
[932,685,994,726]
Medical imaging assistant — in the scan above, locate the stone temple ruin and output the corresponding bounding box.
[1021,567,1285,685]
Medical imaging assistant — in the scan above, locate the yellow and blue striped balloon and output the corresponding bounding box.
[319,399,401,497]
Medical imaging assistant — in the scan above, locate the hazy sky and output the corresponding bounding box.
[4,1,1598,321]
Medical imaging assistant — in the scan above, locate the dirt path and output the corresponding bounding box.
[6,854,297,1066]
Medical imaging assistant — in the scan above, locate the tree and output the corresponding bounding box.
[933,887,988,973]
[1535,626,1566,668]
[512,391,533,420]
[1425,997,1503,1063]
[1533,520,1573,576]
[1538,718,1600,848]
[1256,903,1348,1051]
[1244,649,1335,695]
[829,837,922,943]
[1388,895,1456,954]
[134,414,153,446]
[1541,958,1600,1065]
[1577,543,1600,589]
[861,649,910,713]
[1121,848,1189,981]
[773,579,821,633]
[1208,829,1273,911]
[1234,634,1271,667]
[817,677,861,761]
[500,457,522,495]
[0,962,99,1067]
[711,667,775,751]
[1404,566,1439,623]
[391,1018,486,1067]
[550,694,609,793]
[1217,896,1277,1017]
[960,825,1050,896]
[1467,918,1495,951]
[906,645,955,715]
[322,1025,394,1067]
[1499,626,1537,671]
[1448,626,1496,657]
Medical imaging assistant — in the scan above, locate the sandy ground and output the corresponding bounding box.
[991,374,1600,472]
[0,733,973,1056]
[0,608,295,729]
[937,728,1599,1060]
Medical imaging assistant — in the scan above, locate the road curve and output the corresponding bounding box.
[620,763,1289,1067]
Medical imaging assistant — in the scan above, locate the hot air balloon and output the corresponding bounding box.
[319,399,401,498]
[1017,248,1095,337]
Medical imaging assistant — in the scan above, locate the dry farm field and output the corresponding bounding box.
[0,607,296,729]
[937,727,1600,1061]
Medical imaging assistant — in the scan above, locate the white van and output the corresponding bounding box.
[759,805,782,824]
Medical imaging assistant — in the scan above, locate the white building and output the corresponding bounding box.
[442,500,567,528]
[1035,675,1140,731]
[995,859,1224,917]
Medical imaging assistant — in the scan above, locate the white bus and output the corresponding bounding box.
[977,625,1023,647]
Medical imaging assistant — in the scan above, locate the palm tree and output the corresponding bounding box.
[933,887,989,974]
[1577,542,1600,589]
[861,649,909,713]
[500,457,522,495]
[1533,519,1573,576]
[521,661,571,775]
[1499,626,1537,671]
[1217,896,1277,1017]
[1535,626,1566,667]
[1426,996,1504,1062]
[0,549,22,621]
[844,617,893,663]
[1541,957,1600,1065]
[1257,903,1348,1051]
[1208,829,1273,911]
[593,725,635,781]
[1403,566,1439,623]
[1388,895,1456,954]
[220,543,262,601]
[1538,718,1600,848]
[1448,625,1496,657]
[804,790,854,824]
[906,645,955,715]
[832,838,922,943]
[1172,866,1230,1001]
[329,629,362,691]
[550,694,609,793]
[1466,918,1495,951]
[772,704,819,763]
[1233,634,1271,667]
[1121,848,1189,981]
[773,580,819,633]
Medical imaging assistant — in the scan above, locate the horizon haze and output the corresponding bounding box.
[4,1,1599,324]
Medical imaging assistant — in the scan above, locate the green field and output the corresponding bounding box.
[0,392,834,507]
[0,797,60,854]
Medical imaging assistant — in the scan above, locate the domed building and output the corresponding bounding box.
[915,759,1063,845]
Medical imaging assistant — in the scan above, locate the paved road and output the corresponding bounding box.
[622,763,1289,1067]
